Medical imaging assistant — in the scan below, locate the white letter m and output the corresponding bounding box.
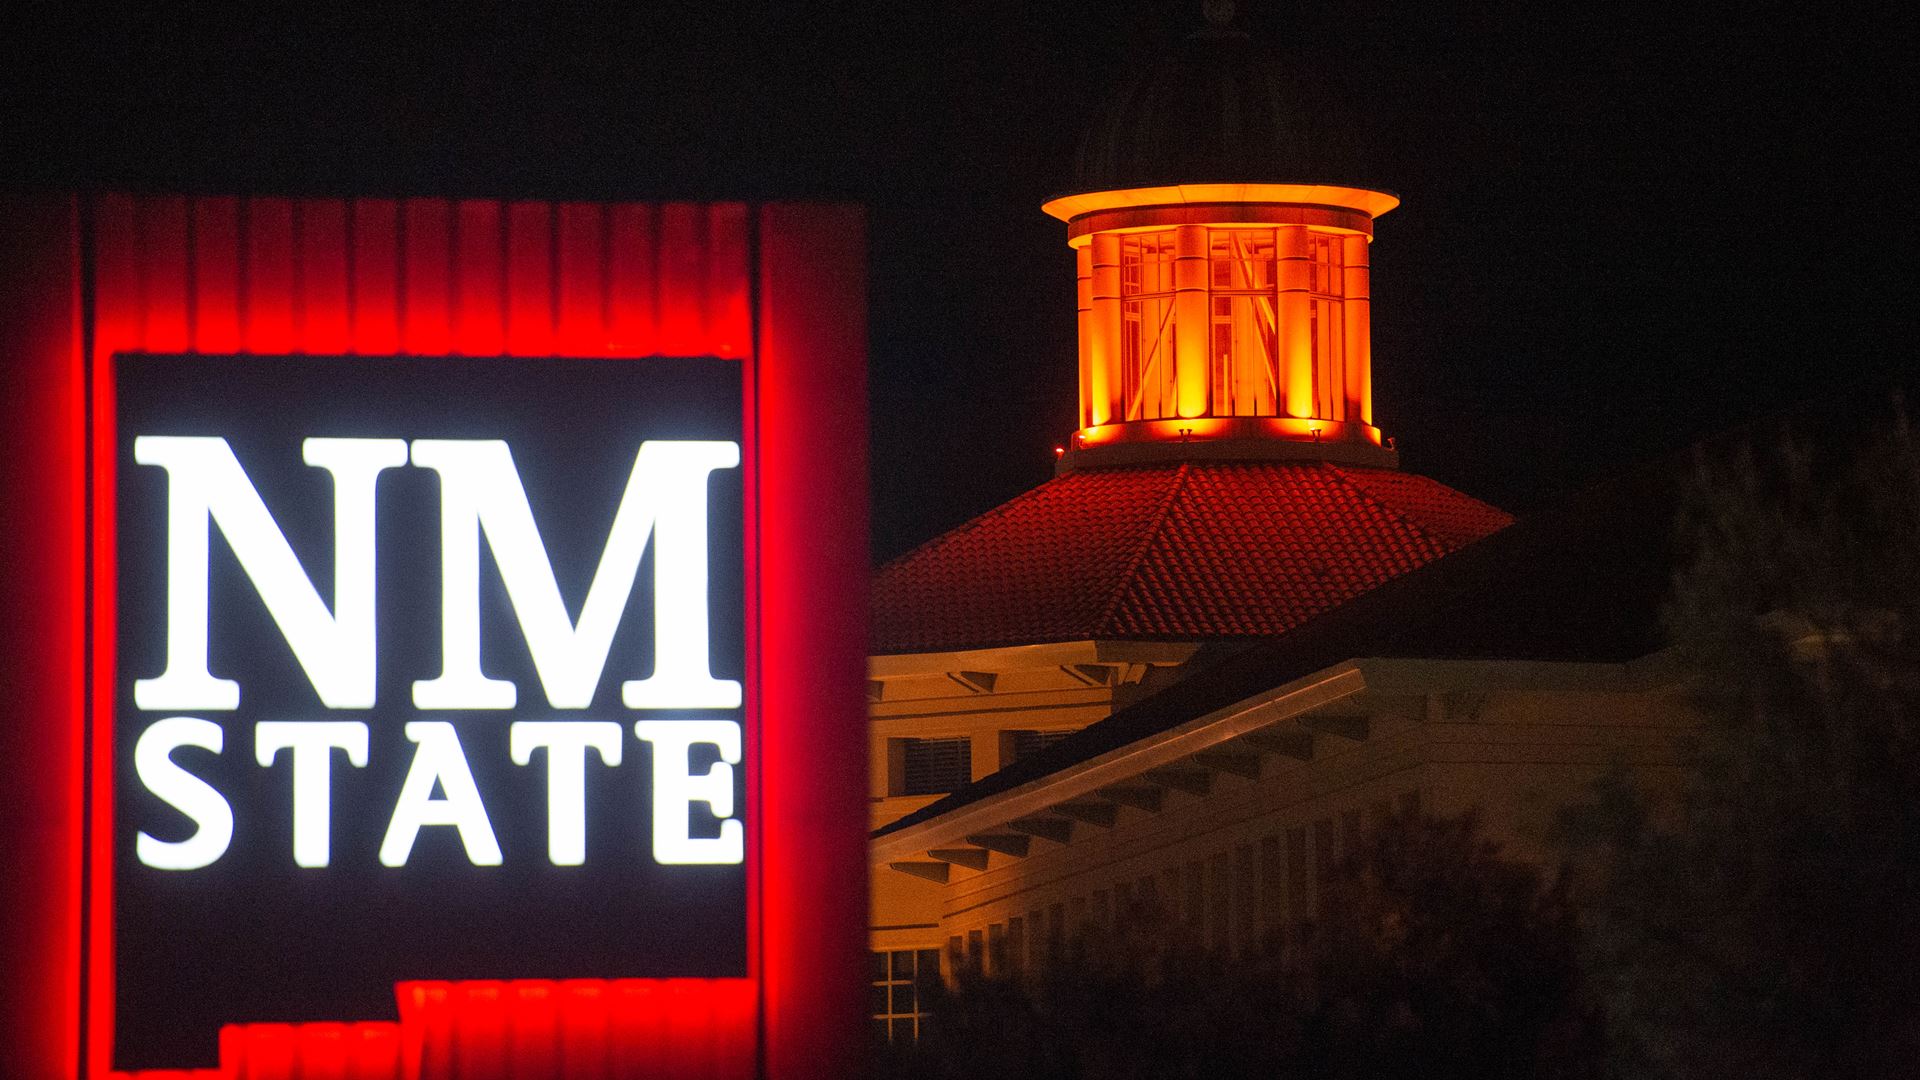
[410,440,742,711]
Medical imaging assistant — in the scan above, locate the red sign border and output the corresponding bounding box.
[0,195,869,1079]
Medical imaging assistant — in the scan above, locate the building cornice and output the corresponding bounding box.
[868,639,1201,680]
[1041,183,1400,225]
[870,652,1683,866]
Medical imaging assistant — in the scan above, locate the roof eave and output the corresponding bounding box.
[868,639,1202,679]
[869,652,1682,863]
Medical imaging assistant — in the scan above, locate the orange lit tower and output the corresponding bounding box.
[864,8,1517,990]
[870,8,1508,657]
[1048,177,1394,469]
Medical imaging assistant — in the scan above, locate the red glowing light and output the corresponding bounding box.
[0,195,867,1079]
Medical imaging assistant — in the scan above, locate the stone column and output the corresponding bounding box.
[1277,225,1313,418]
[1089,231,1121,426]
[1076,242,1094,428]
[1172,224,1210,419]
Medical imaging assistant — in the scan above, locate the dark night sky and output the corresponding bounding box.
[4,2,1913,561]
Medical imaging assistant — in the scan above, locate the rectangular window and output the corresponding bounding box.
[1286,826,1308,926]
[871,948,942,1045]
[1007,916,1026,976]
[898,737,972,796]
[1307,233,1345,421]
[1185,859,1205,934]
[987,923,1007,975]
[1092,888,1111,930]
[1209,852,1231,951]
[1207,229,1279,417]
[1120,232,1179,421]
[1308,233,1343,296]
[1006,728,1072,763]
[1313,818,1335,919]
[1260,834,1284,939]
[1234,843,1256,955]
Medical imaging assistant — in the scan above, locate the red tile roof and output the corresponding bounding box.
[871,461,1513,653]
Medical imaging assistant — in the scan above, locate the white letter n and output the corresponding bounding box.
[133,436,407,711]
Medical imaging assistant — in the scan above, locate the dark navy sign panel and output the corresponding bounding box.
[113,354,746,1070]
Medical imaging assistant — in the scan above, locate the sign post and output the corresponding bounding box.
[0,195,869,1080]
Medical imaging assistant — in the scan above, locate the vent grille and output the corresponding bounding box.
[901,738,972,796]
[1009,729,1073,762]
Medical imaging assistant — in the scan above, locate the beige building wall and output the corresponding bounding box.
[869,654,1701,982]
[867,641,1200,958]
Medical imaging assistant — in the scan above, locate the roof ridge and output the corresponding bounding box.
[1092,461,1193,634]
[1322,461,1453,554]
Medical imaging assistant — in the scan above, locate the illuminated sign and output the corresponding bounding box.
[114,354,747,1067]
[0,194,867,1080]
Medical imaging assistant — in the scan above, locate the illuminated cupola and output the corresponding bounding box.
[869,5,1510,657]
[1046,4,1397,472]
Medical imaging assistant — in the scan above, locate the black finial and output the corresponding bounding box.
[1193,0,1247,41]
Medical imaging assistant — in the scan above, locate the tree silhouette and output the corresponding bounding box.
[1556,401,1920,1080]
[883,809,1599,1080]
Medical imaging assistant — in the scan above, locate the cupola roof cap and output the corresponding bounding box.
[1067,9,1379,197]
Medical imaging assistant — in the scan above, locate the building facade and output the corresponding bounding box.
[864,15,1696,1043]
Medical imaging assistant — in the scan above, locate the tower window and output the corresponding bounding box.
[1307,233,1346,420]
[1119,232,1179,421]
[1208,230,1279,417]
